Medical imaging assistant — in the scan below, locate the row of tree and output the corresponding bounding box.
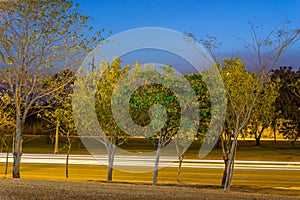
[0,56,299,186]
[0,0,299,193]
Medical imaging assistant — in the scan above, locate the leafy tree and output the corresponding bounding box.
[174,74,210,183]
[119,64,199,185]
[186,21,300,191]
[129,80,181,186]
[271,67,300,147]
[73,57,130,182]
[0,91,15,177]
[245,76,279,146]
[38,69,75,154]
[219,57,260,188]
[0,0,100,178]
[221,22,299,191]
[278,119,299,148]
[95,58,131,182]
[0,92,15,148]
[41,89,76,178]
[184,21,299,192]
[116,64,181,185]
[38,69,76,178]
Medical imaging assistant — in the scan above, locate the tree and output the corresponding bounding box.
[40,89,77,178]
[0,92,15,148]
[219,57,260,188]
[174,74,210,183]
[222,22,300,191]
[38,69,75,154]
[245,76,279,146]
[118,64,199,185]
[0,91,15,177]
[184,21,299,191]
[73,57,130,182]
[38,69,76,178]
[114,63,181,185]
[95,58,131,182]
[131,80,181,186]
[271,67,300,148]
[0,0,100,178]
[278,119,299,148]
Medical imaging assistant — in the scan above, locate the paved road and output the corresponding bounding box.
[1,153,300,171]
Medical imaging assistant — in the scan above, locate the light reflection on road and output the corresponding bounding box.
[1,153,300,171]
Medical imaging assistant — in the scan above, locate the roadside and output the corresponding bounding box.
[0,178,299,200]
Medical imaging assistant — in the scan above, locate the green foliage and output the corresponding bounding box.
[272,67,300,121]
[220,57,259,136]
[271,67,300,145]
[0,92,15,150]
[277,119,299,148]
[219,57,261,188]
[184,74,211,140]
[112,63,201,150]
[244,75,280,144]
[95,57,131,146]
[38,70,76,135]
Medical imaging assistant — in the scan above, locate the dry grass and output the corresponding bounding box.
[0,178,300,200]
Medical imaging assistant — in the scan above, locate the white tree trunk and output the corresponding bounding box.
[224,133,238,191]
[107,145,115,182]
[13,113,22,178]
[152,132,162,186]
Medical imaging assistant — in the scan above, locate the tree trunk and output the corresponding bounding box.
[221,158,229,186]
[291,136,298,149]
[273,127,277,144]
[153,133,162,186]
[177,155,184,183]
[224,139,237,192]
[13,114,22,178]
[272,120,277,145]
[221,131,230,186]
[54,120,59,154]
[5,149,9,177]
[255,138,260,146]
[65,142,72,179]
[255,127,265,146]
[107,146,115,182]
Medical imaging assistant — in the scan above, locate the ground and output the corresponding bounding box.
[0,178,300,200]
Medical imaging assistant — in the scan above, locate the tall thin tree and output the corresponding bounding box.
[0,0,101,178]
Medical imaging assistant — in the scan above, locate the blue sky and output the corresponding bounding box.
[74,0,300,69]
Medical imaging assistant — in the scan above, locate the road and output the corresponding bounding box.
[1,153,300,171]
